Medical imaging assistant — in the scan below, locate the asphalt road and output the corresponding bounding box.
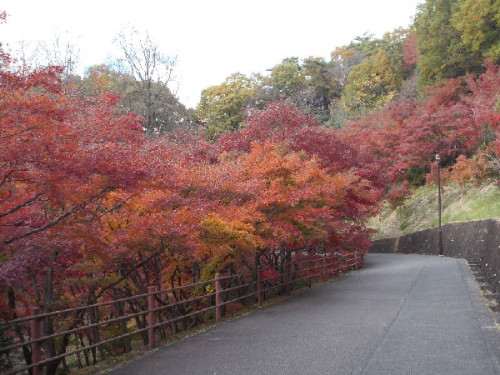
[108,254,500,375]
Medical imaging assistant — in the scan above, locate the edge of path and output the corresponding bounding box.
[458,259,500,374]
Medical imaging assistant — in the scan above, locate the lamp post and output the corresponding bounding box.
[436,153,444,256]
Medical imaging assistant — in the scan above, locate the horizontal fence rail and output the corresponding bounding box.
[0,251,363,375]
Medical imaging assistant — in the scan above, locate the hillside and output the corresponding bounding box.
[368,183,500,239]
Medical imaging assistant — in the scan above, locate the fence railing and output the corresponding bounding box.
[0,251,363,375]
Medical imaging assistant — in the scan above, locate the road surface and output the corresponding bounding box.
[108,253,500,375]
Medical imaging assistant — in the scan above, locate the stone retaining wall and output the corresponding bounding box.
[369,219,500,293]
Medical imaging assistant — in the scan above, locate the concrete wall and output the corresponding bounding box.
[369,219,500,293]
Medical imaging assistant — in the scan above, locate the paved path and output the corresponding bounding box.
[108,254,500,375]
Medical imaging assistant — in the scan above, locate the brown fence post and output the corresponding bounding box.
[307,260,312,288]
[31,307,41,375]
[313,259,318,283]
[215,274,221,322]
[147,286,156,350]
[323,256,327,281]
[286,259,291,295]
[257,267,262,307]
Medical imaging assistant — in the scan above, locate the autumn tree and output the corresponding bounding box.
[329,46,364,92]
[402,33,419,76]
[326,46,365,126]
[399,79,493,173]
[463,61,500,175]
[218,103,382,251]
[0,39,161,372]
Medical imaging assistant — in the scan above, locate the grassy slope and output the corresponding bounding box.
[368,183,500,240]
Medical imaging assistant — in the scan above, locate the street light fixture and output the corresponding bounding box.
[436,154,444,256]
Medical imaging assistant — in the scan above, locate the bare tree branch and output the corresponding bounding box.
[113,27,178,135]
[0,191,46,218]
[4,189,113,245]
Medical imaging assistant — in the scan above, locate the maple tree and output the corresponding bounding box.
[397,80,475,168]
[342,58,500,197]
[0,40,159,372]
[217,103,381,254]
[464,61,500,176]
[449,154,491,187]
[402,34,419,76]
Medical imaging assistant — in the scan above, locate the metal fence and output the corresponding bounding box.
[0,252,363,375]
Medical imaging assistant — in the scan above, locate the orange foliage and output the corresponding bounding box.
[425,161,451,186]
[450,155,491,187]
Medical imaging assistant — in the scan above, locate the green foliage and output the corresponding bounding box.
[270,57,303,96]
[297,57,334,120]
[399,220,409,231]
[195,29,417,128]
[346,33,379,57]
[406,166,428,187]
[452,0,500,63]
[197,73,256,140]
[415,0,483,88]
[302,57,331,90]
[341,49,403,117]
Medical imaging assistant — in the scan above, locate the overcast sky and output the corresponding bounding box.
[2,0,424,108]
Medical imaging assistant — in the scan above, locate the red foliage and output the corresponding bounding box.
[449,155,491,187]
[385,181,412,209]
[262,268,280,282]
[220,103,387,199]
[340,61,500,212]
[397,80,477,167]
[465,61,500,129]
[0,67,145,249]
[0,47,159,320]
[402,35,419,73]
[216,104,382,254]
[218,103,321,152]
